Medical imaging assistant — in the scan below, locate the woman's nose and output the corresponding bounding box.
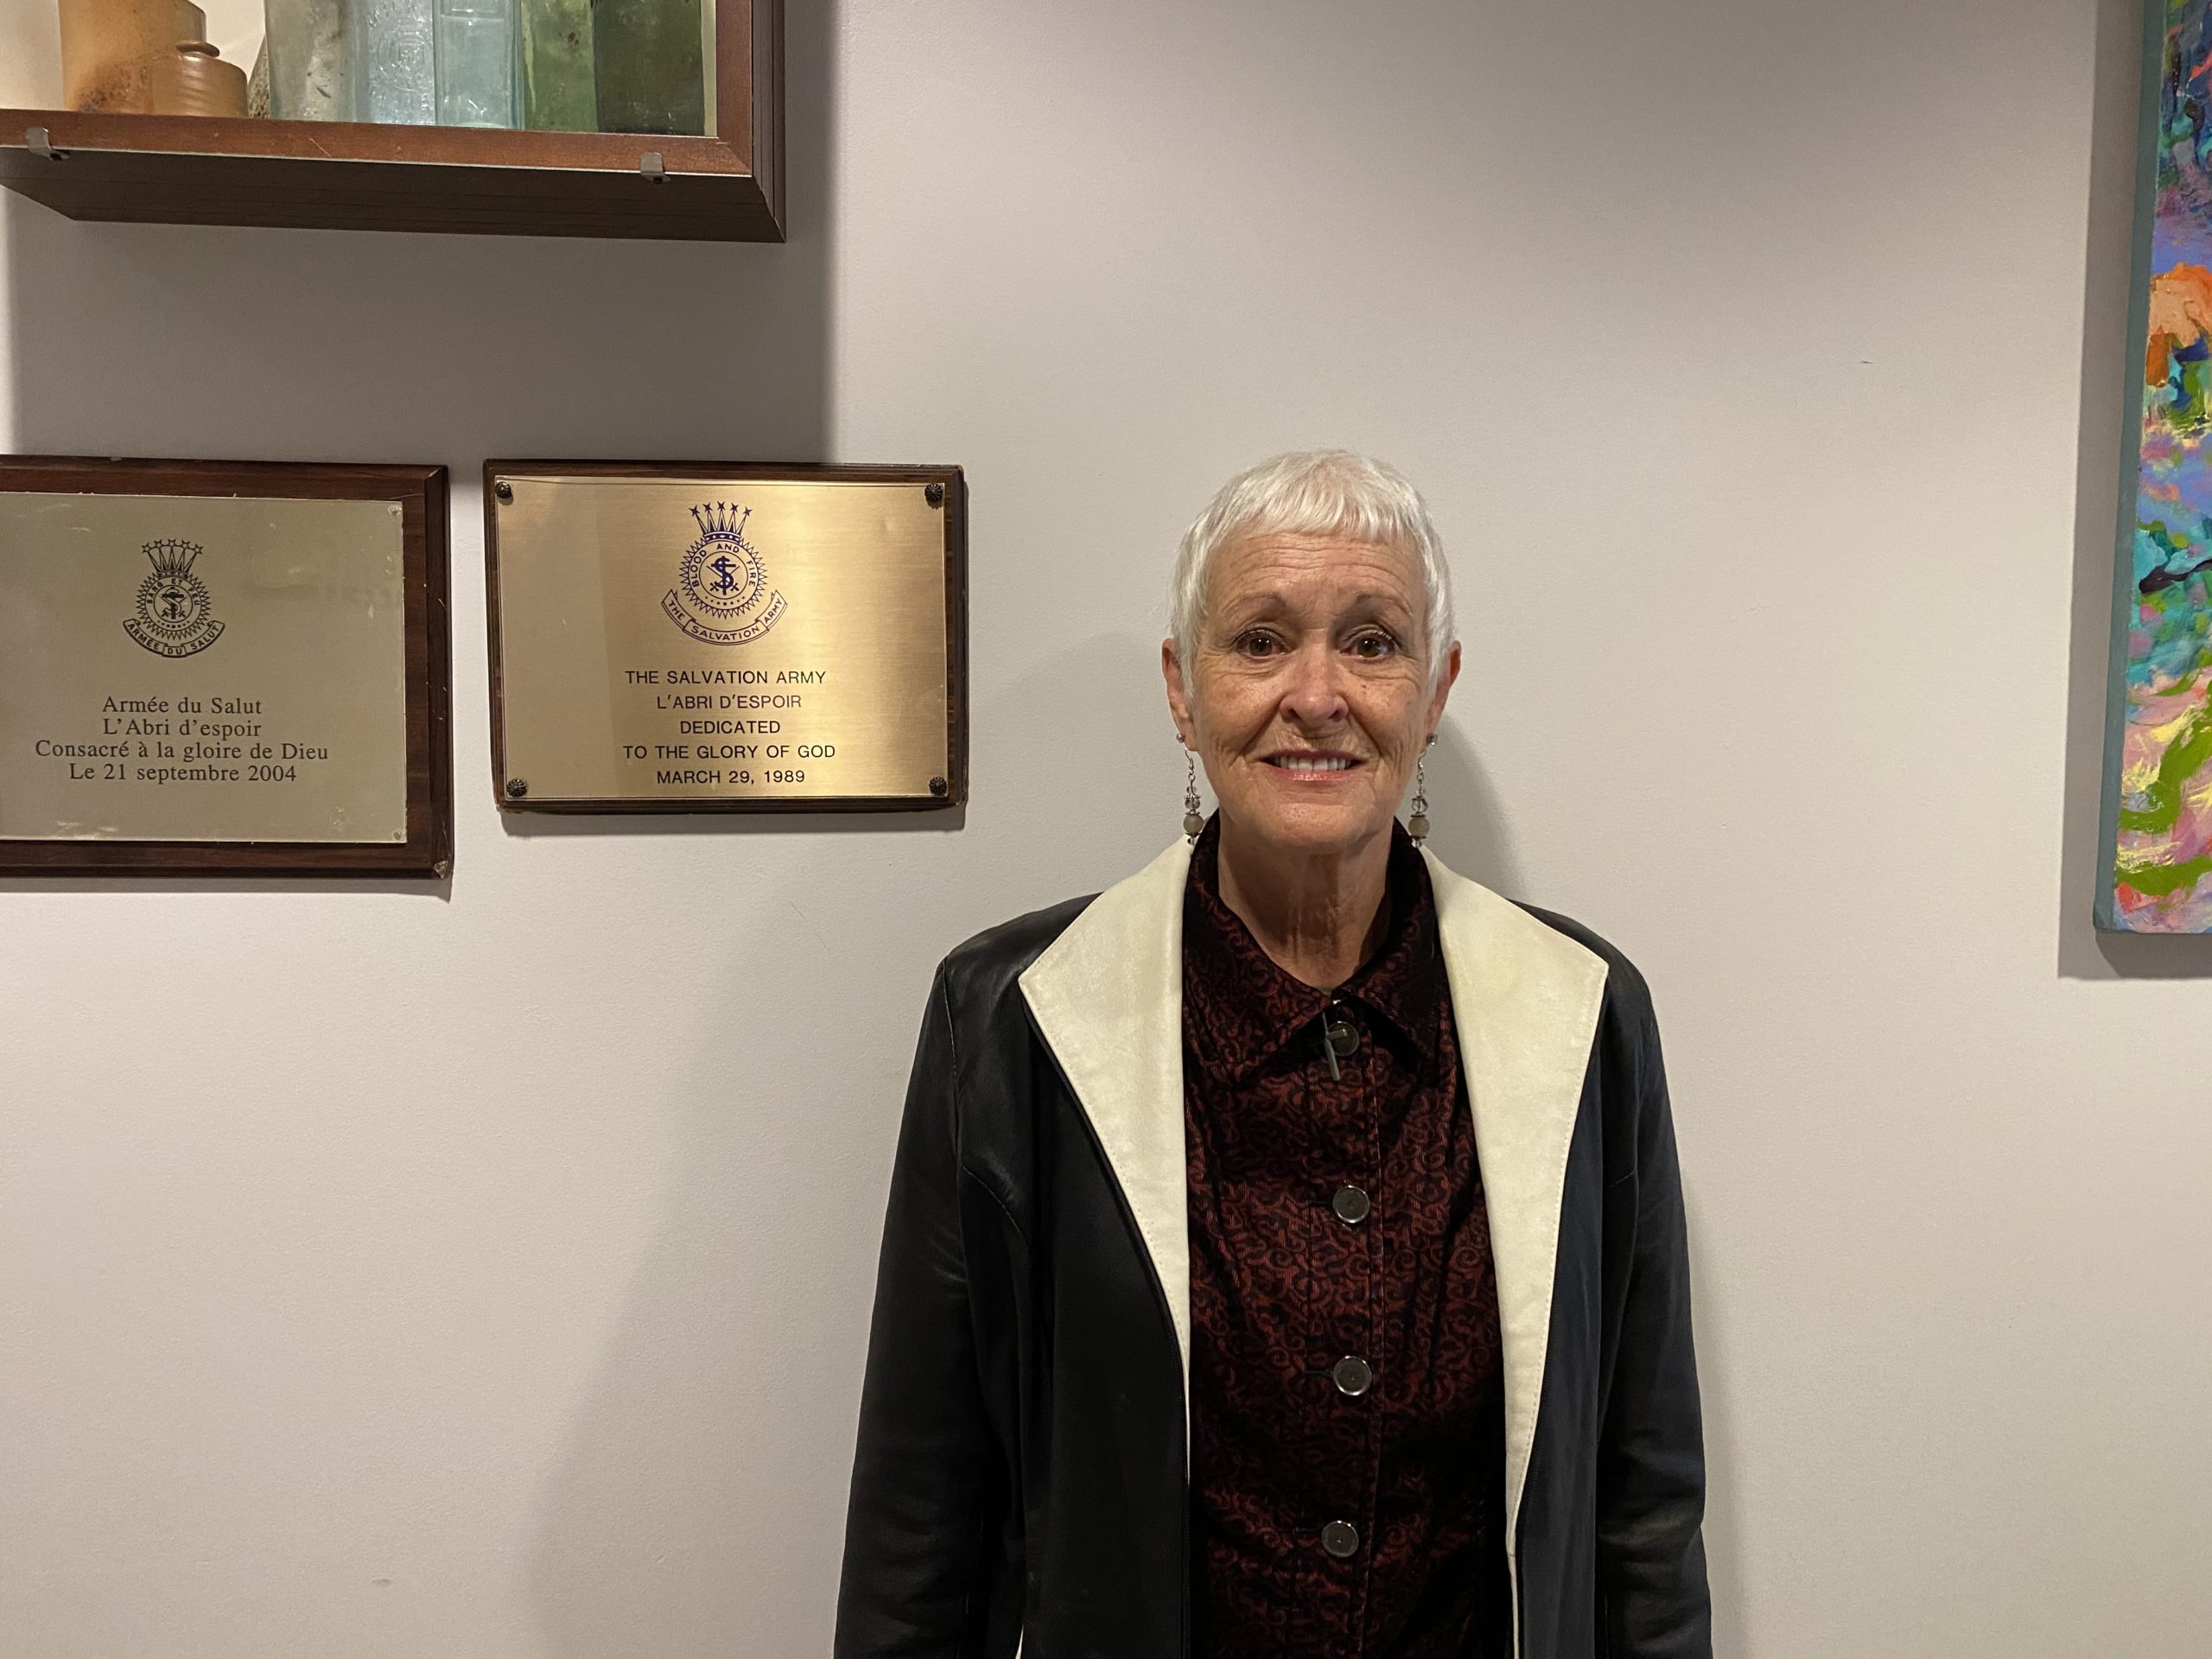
[1281,642,1350,726]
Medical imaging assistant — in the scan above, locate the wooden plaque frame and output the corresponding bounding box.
[484,460,968,815]
[0,456,453,877]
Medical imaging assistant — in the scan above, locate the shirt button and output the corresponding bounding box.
[1331,1355,1374,1396]
[1324,1017,1360,1058]
[1320,1519,1361,1559]
[1331,1185,1370,1224]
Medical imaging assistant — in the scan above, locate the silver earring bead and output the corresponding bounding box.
[1183,748,1205,841]
[1408,755,1430,846]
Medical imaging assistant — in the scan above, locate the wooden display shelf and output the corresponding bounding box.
[0,0,781,240]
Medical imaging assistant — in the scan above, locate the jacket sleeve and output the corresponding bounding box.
[834,968,1012,1658]
[1597,975,1714,1658]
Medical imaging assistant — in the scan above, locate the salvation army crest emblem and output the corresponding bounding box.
[663,502,786,646]
[124,539,225,658]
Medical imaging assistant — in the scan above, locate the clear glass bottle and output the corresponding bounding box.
[349,0,435,124]
[263,0,353,119]
[435,0,516,127]
[519,0,594,131]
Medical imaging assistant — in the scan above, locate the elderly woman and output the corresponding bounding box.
[836,452,1709,1659]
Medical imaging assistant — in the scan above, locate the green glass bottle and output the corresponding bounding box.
[591,0,702,136]
[519,0,594,130]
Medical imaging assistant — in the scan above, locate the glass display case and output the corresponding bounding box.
[0,0,779,239]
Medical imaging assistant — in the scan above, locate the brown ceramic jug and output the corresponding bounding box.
[151,38,249,116]
[58,0,246,117]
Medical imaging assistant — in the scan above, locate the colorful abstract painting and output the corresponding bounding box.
[2103,0,2212,929]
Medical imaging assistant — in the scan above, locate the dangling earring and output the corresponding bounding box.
[1408,738,1432,846]
[1183,746,1205,841]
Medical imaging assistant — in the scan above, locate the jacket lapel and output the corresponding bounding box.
[1424,850,1609,1573]
[1017,834,1609,1571]
[1018,837,1196,1414]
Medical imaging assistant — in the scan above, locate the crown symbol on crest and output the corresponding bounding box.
[143,539,204,580]
[690,502,753,540]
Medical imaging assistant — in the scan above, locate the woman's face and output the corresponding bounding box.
[1165,531,1459,861]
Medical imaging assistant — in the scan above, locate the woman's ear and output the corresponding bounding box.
[1162,638,1198,747]
[1424,639,1462,732]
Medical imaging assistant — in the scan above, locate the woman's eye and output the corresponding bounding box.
[1349,632,1397,659]
[1236,631,1281,658]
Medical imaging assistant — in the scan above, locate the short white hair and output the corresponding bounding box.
[1168,449,1456,690]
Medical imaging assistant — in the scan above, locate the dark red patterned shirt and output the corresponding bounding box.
[1183,817,1510,1659]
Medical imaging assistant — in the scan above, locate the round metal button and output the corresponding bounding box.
[1332,1355,1374,1396]
[1320,1519,1361,1559]
[1324,1019,1360,1058]
[1331,1185,1370,1224]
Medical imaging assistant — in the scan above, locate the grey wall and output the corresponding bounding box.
[4,0,2205,1654]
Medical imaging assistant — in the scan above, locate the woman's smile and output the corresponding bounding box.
[1261,750,1363,775]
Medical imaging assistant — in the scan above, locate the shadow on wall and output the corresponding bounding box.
[1678,1181,1747,1655]
[1421,725,1524,902]
[524,963,890,1659]
[2058,0,2212,979]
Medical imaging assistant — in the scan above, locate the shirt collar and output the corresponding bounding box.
[1181,815,1446,1083]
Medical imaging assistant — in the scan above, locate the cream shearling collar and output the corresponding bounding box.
[1018,834,1609,1585]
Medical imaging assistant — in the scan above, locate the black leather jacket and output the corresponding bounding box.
[836,842,1710,1658]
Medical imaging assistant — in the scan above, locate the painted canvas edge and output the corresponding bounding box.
[2097,0,2179,931]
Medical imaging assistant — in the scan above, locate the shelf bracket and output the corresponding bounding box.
[639,151,666,183]
[25,127,67,162]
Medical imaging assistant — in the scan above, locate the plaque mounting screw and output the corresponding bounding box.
[505,778,528,798]
[929,776,949,797]
[493,480,513,504]
[925,482,945,507]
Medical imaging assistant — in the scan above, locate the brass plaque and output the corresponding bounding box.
[488,466,964,810]
[0,492,411,845]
